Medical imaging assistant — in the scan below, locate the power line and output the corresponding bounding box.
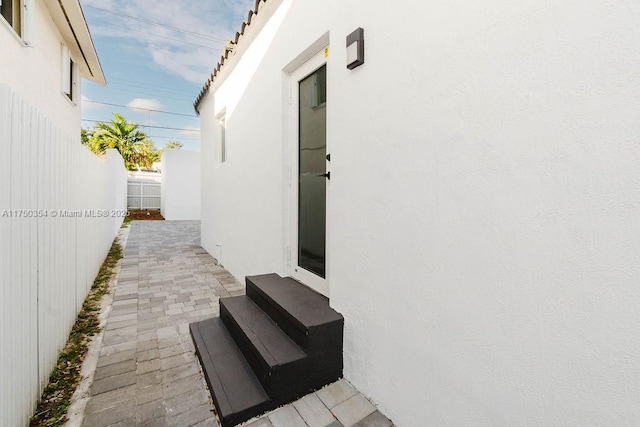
[84,83,194,102]
[82,128,201,141]
[98,21,218,50]
[108,77,195,94]
[84,5,228,43]
[105,83,194,99]
[104,80,195,97]
[81,127,201,141]
[149,135,201,141]
[81,119,200,132]
[83,100,198,118]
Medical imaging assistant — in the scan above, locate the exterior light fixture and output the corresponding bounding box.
[346,27,364,69]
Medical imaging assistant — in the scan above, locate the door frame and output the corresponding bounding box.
[289,47,330,296]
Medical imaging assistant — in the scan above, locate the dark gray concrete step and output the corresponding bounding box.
[220,295,307,373]
[246,273,344,352]
[189,317,271,427]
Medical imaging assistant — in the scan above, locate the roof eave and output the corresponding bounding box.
[194,0,280,114]
[46,0,106,85]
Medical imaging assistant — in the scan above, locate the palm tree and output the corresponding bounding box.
[88,113,159,170]
[164,141,183,150]
[81,128,92,146]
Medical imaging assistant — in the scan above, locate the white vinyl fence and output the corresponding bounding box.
[0,85,127,426]
[127,171,161,209]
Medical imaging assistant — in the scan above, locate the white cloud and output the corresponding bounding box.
[149,47,214,84]
[127,98,163,111]
[81,0,256,84]
[81,0,116,9]
[81,94,102,109]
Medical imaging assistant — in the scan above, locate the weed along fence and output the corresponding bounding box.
[0,86,128,426]
[127,170,162,210]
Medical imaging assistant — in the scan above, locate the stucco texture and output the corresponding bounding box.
[199,1,640,425]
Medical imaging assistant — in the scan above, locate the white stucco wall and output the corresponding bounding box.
[200,1,640,425]
[0,0,81,134]
[161,150,201,220]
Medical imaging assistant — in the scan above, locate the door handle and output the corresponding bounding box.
[318,171,330,180]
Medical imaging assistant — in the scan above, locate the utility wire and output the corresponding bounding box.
[84,4,228,43]
[81,119,200,132]
[148,135,201,141]
[81,128,201,141]
[88,81,195,99]
[106,81,195,97]
[83,100,198,118]
[84,83,194,102]
[108,77,195,94]
[82,128,201,141]
[99,21,219,50]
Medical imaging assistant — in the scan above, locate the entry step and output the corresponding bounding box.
[220,295,306,372]
[246,274,343,351]
[190,317,270,426]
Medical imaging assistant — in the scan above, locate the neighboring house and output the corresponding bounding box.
[0,0,104,128]
[0,2,125,426]
[196,1,640,426]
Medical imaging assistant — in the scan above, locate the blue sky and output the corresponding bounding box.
[80,0,256,151]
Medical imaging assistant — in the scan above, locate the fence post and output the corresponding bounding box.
[141,181,144,209]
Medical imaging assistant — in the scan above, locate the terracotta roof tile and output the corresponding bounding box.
[193,0,268,114]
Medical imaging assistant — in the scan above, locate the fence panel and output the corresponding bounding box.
[127,172,162,209]
[0,85,127,426]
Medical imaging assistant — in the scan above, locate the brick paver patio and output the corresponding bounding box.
[79,220,392,427]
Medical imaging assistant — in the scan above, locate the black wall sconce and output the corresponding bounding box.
[346,27,364,69]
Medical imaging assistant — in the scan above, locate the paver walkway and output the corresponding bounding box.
[81,221,393,427]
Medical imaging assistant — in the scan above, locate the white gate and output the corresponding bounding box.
[127,171,161,209]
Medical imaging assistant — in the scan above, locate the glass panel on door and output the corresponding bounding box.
[298,65,327,278]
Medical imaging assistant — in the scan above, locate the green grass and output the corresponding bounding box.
[29,239,123,427]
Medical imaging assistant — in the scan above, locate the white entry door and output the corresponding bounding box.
[290,49,329,296]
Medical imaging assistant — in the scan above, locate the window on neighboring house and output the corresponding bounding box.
[61,45,76,102]
[1,0,22,36]
[1,0,30,42]
[219,115,226,163]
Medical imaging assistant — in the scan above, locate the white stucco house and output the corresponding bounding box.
[0,0,104,128]
[0,1,122,425]
[195,0,640,425]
